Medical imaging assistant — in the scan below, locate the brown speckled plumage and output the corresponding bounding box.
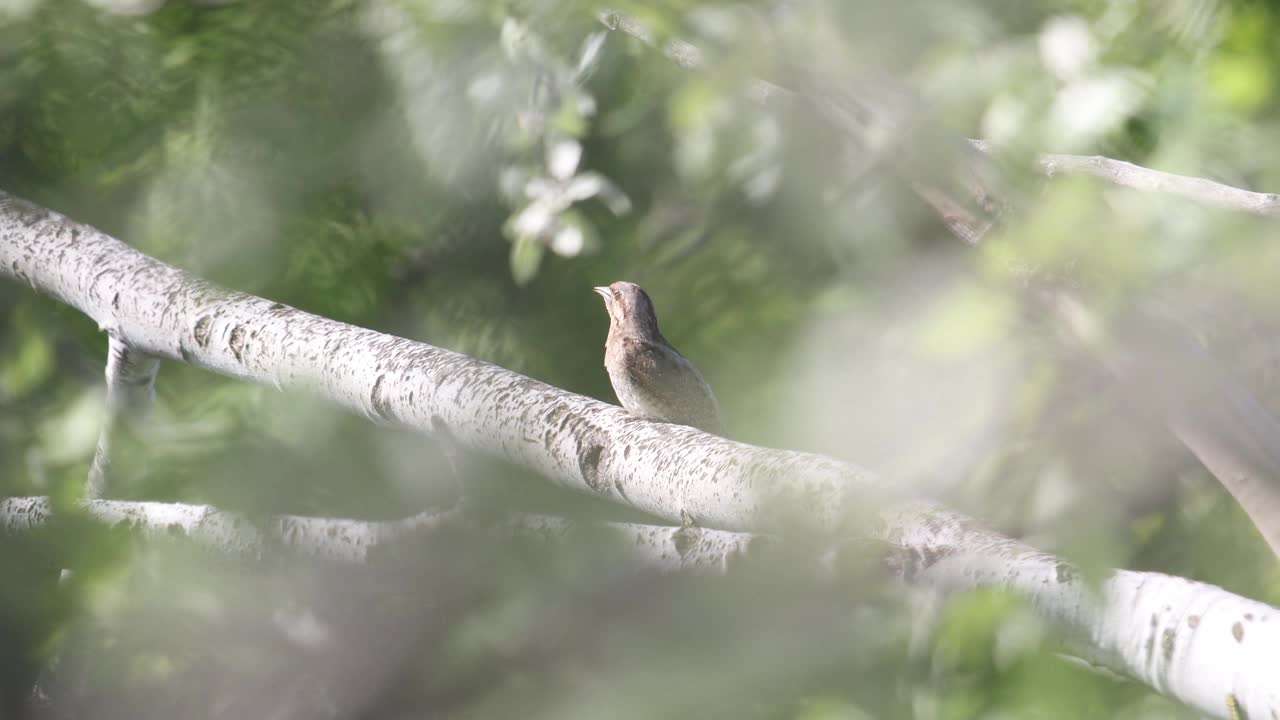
[594,281,724,435]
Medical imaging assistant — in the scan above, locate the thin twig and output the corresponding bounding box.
[973,139,1280,218]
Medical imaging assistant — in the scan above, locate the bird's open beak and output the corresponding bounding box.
[592,286,612,302]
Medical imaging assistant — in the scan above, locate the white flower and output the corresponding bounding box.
[1040,15,1097,81]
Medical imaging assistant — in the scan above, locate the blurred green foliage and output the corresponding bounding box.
[2,0,1280,717]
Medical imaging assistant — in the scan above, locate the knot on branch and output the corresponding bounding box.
[577,439,607,492]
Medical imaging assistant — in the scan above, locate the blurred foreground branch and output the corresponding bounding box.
[2,191,1278,717]
[0,497,751,570]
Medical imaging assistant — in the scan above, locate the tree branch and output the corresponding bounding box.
[971,140,1280,218]
[883,504,1280,718]
[0,496,754,570]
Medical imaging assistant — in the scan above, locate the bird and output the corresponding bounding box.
[593,281,724,435]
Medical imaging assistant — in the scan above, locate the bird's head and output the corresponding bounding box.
[593,281,660,336]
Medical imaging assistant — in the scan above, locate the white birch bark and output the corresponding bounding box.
[0,497,757,571]
[886,505,1280,717]
[2,191,1277,718]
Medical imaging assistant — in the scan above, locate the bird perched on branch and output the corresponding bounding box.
[594,281,724,435]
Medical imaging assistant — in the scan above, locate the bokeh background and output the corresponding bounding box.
[2,0,1279,717]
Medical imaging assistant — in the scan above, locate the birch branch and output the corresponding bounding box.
[86,336,160,499]
[2,191,1278,718]
[0,496,753,571]
[887,505,1280,718]
[0,496,445,564]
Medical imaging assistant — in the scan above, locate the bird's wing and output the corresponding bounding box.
[621,337,723,434]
